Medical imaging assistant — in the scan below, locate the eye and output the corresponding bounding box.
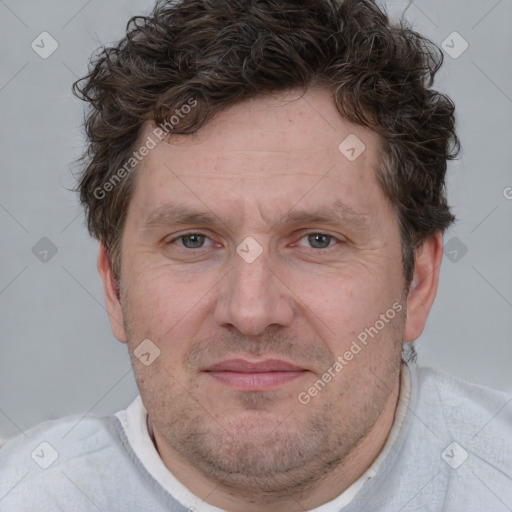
[297,233,340,249]
[170,233,212,249]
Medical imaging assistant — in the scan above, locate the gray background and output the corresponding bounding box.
[1,0,511,441]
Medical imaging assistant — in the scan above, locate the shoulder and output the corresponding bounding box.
[411,365,512,494]
[414,365,512,439]
[358,365,512,511]
[0,412,121,468]
[0,412,128,510]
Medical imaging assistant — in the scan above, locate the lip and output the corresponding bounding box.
[204,358,308,391]
[206,358,305,373]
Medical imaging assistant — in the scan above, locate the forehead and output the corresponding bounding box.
[127,88,386,225]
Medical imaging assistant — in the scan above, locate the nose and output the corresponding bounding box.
[214,246,294,336]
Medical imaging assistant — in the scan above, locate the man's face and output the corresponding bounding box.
[110,89,409,492]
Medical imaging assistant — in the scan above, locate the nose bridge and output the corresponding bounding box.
[233,250,272,303]
[215,244,293,335]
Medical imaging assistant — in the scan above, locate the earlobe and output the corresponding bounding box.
[97,243,127,343]
[403,233,443,343]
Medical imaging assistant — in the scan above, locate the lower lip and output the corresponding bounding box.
[206,371,306,390]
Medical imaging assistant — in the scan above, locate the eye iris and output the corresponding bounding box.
[308,233,331,249]
[182,234,205,248]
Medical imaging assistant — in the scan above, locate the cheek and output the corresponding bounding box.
[293,263,402,347]
[122,261,215,344]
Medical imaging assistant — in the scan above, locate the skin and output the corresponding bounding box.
[98,88,443,512]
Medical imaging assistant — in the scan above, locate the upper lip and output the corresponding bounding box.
[205,358,305,373]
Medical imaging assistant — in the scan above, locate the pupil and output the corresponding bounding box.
[309,234,330,248]
[183,234,204,248]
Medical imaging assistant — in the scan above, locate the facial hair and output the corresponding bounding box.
[123,307,405,499]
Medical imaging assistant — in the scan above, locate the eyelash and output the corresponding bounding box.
[167,231,344,250]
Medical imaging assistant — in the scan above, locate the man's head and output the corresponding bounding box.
[75,0,458,287]
[74,0,458,506]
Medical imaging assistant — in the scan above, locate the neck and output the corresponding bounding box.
[148,375,401,512]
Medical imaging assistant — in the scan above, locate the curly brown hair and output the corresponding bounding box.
[73,0,459,285]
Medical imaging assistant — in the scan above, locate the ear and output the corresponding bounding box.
[97,243,127,343]
[403,232,443,342]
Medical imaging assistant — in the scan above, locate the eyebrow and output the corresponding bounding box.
[142,203,224,231]
[275,200,369,231]
[141,200,369,232]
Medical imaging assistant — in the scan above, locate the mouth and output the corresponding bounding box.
[203,358,308,391]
